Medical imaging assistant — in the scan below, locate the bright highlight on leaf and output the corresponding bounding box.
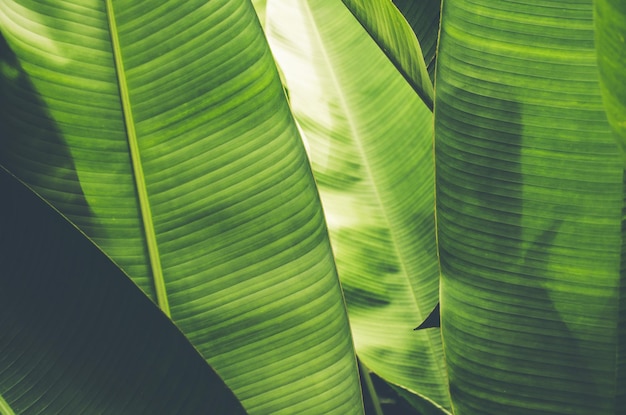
[264,0,448,412]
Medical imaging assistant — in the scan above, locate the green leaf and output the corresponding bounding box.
[251,0,268,27]
[392,0,441,81]
[0,167,246,414]
[0,1,363,413]
[339,0,434,110]
[435,0,625,413]
[594,1,626,408]
[265,0,449,412]
[595,0,626,164]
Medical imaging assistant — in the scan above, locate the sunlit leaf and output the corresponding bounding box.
[265,0,449,412]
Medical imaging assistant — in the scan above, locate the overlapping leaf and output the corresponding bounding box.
[0,0,363,413]
[339,0,434,110]
[0,168,246,414]
[392,0,441,81]
[435,0,625,413]
[265,0,450,412]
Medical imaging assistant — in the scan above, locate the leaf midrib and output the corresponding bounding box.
[105,0,170,316]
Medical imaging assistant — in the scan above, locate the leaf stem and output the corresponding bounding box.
[359,359,384,415]
[105,0,170,316]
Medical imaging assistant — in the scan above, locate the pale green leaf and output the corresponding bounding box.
[265,0,449,412]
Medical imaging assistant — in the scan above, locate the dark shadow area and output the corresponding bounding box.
[414,302,440,330]
[0,167,246,414]
[0,33,92,219]
[436,83,603,413]
[360,360,440,415]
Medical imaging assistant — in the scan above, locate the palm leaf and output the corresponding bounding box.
[0,0,363,413]
[435,0,625,413]
[265,0,450,412]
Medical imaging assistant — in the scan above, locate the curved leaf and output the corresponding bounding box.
[435,0,625,413]
[339,0,434,110]
[251,0,268,27]
[392,0,441,81]
[0,168,245,414]
[265,0,449,412]
[0,1,363,413]
[595,0,626,164]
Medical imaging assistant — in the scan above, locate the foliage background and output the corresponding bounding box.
[1,0,626,414]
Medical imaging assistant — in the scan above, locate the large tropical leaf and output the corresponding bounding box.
[0,0,363,413]
[0,167,245,414]
[264,0,449,413]
[595,0,626,163]
[435,0,625,413]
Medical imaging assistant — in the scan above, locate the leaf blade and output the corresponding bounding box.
[392,0,441,81]
[0,1,364,413]
[105,0,170,315]
[595,0,626,164]
[265,0,449,410]
[435,0,624,413]
[0,167,247,414]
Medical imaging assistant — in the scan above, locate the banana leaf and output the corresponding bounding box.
[435,0,626,413]
[0,167,245,414]
[0,0,363,413]
[264,0,450,413]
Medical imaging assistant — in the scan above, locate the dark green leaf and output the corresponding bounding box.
[0,167,246,414]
